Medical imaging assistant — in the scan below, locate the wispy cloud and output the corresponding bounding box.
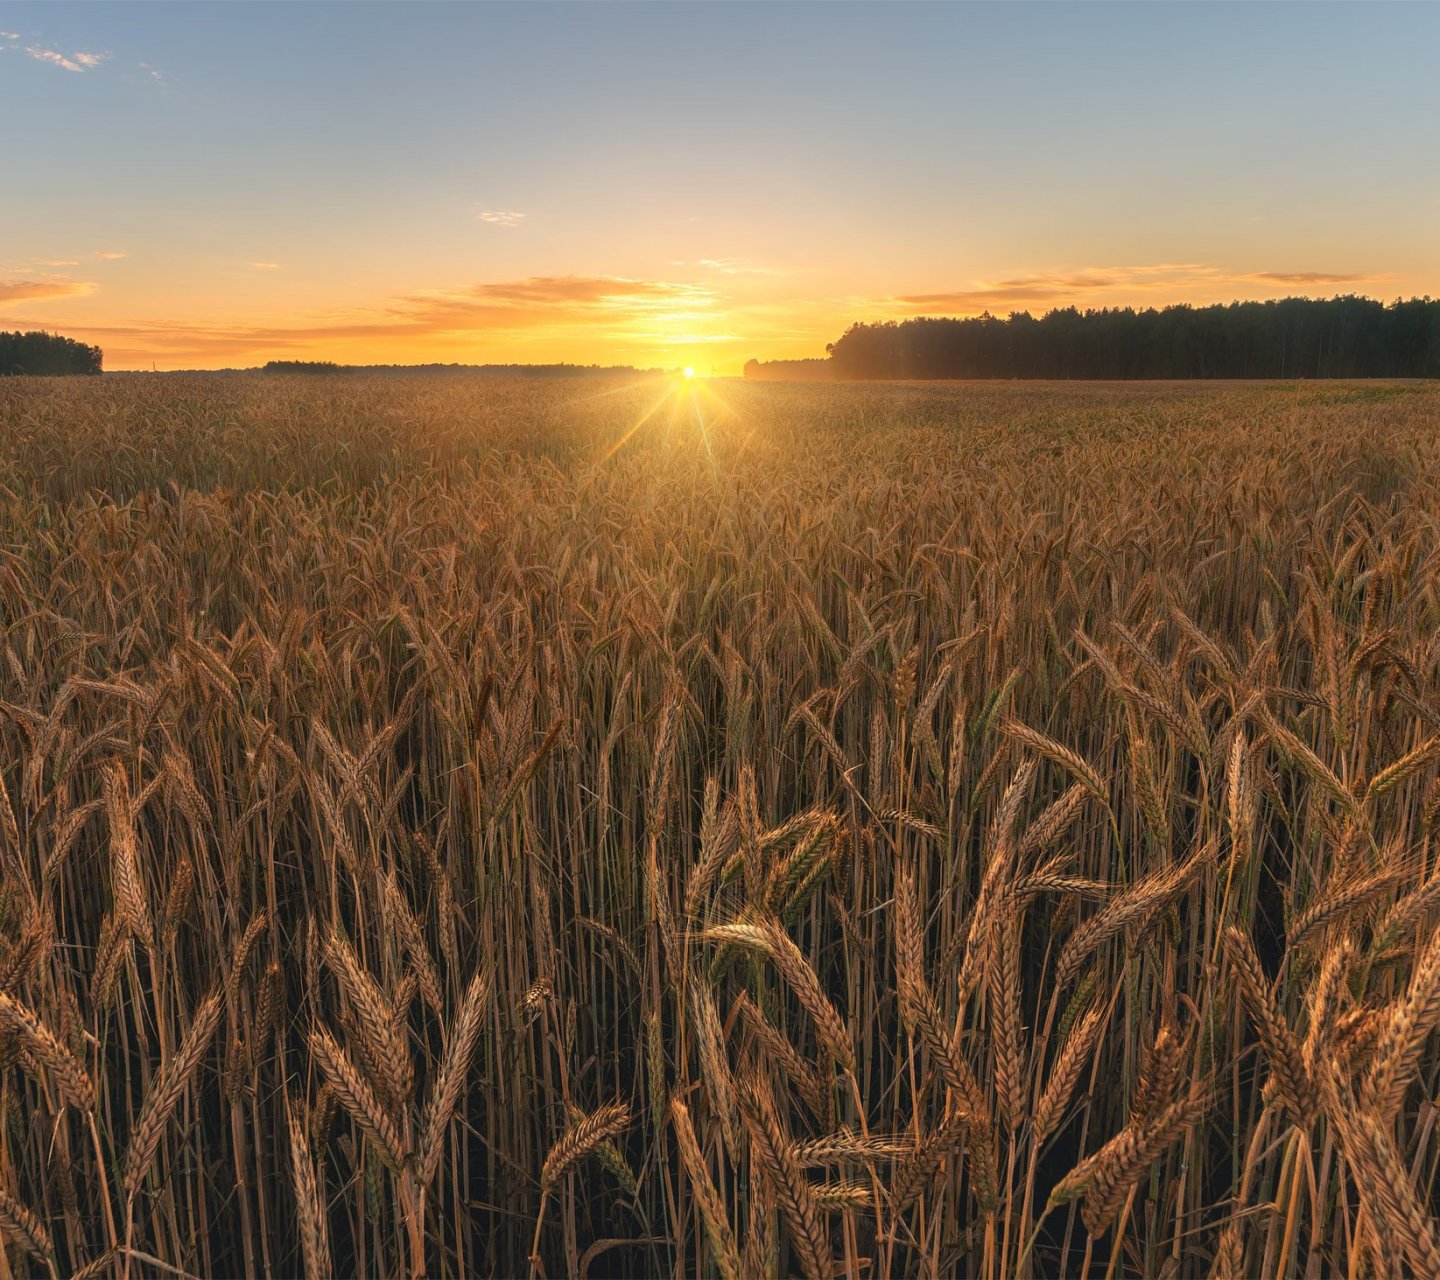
[248,261,281,271]
[0,279,96,303]
[94,251,127,261]
[1239,271,1377,285]
[677,258,781,277]
[0,274,719,362]
[37,259,80,267]
[477,210,526,228]
[894,263,1394,314]
[25,45,108,73]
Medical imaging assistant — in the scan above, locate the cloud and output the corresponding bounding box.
[0,274,721,362]
[893,263,1395,314]
[1239,271,1381,285]
[0,279,96,302]
[1,31,20,41]
[477,210,525,227]
[248,261,281,271]
[37,259,80,267]
[678,258,781,277]
[94,251,127,260]
[25,45,108,73]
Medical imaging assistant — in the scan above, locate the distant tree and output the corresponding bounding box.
[0,330,102,375]
[262,360,346,375]
[826,297,1440,381]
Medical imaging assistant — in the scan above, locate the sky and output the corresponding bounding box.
[2,2,1438,373]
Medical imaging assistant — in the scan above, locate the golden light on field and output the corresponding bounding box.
[8,374,1440,1277]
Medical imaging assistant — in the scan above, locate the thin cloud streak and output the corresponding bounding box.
[0,280,96,302]
[895,263,1395,313]
[478,210,525,227]
[1241,271,1377,285]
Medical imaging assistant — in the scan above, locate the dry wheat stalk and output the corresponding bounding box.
[890,1108,969,1209]
[1367,736,1440,799]
[1052,1088,1208,1236]
[104,762,153,946]
[795,1132,908,1164]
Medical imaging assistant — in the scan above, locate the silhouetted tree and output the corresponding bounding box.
[825,297,1440,381]
[0,331,102,375]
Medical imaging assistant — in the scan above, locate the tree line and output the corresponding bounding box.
[0,330,103,376]
[819,296,1440,380]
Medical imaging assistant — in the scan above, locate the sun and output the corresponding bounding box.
[683,366,695,379]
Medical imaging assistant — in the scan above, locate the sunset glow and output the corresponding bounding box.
[2,3,1437,371]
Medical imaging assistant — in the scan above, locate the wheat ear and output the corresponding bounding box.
[285,1096,333,1279]
[307,1026,408,1170]
[124,989,224,1196]
[418,971,490,1187]
[670,1099,743,1280]
[0,1181,54,1267]
[540,1101,631,1192]
[737,1077,831,1280]
[0,989,94,1110]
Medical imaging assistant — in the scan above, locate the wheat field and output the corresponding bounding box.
[1,373,1439,1278]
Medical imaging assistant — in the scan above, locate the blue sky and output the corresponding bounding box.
[2,1,1436,369]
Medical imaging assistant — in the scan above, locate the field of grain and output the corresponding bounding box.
[2,373,1439,1278]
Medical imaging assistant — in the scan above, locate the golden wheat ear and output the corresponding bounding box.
[123,989,225,1198]
[0,989,95,1111]
[285,1095,333,1280]
[670,1098,743,1280]
[736,1076,832,1280]
[307,1025,408,1171]
[540,1101,632,1195]
[0,1180,55,1270]
[417,970,490,1187]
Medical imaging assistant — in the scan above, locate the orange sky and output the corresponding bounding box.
[3,5,1437,372]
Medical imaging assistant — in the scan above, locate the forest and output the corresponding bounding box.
[820,296,1440,380]
[0,330,103,376]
